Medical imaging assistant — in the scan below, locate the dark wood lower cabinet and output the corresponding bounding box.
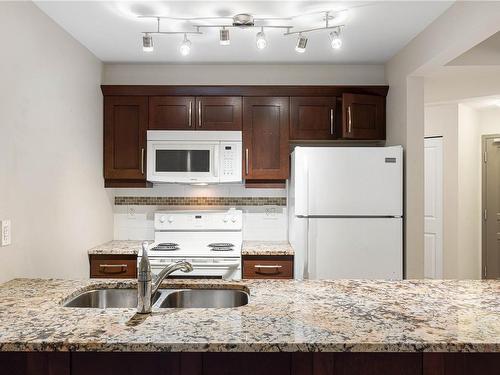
[1,352,499,375]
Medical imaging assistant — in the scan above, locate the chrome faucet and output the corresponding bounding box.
[137,241,193,314]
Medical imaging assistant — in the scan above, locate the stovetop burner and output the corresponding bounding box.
[151,243,180,251]
[208,243,234,252]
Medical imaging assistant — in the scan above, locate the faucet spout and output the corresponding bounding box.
[137,241,193,314]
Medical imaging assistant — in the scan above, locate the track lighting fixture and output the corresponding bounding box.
[180,34,191,56]
[329,29,342,49]
[295,34,307,53]
[219,27,230,46]
[142,33,154,52]
[256,28,267,49]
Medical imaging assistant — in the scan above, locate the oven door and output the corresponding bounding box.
[147,141,219,183]
[149,257,241,280]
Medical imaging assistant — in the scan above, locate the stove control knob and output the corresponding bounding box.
[159,215,166,223]
[167,216,174,223]
[223,215,230,223]
[231,215,237,223]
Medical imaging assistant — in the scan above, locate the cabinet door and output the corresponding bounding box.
[149,96,195,130]
[342,93,385,140]
[243,97,289,180]
[290,97,337,140]
[196,96,242,130]
[104,96,148,180]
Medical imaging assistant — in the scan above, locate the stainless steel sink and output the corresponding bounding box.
[64,289,160,308]
[64,288,248,309]
[159,289,249,308]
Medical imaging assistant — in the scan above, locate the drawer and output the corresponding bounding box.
[242,256,293,279]
[89,255,137,278]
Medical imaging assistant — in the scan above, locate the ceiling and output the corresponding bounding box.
[35,1,453,64]
[447,31,500,66]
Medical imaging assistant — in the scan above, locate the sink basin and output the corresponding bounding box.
[64,289,159,308]
[159,289,249,308]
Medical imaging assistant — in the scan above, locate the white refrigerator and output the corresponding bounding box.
[288,146,403,280]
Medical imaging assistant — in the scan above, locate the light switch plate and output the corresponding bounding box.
[1,220,11,246]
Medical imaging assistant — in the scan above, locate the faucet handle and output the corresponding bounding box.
[141,241,149,256]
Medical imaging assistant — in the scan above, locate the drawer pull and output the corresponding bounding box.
[99,264,128,274]
[254,264,282,269]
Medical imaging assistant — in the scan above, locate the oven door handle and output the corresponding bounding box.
[151,261,240,268]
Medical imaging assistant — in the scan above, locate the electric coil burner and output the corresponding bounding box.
[139,209,243,279]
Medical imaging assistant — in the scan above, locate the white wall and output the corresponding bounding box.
[0,2,113,283]
[103,64,386,85]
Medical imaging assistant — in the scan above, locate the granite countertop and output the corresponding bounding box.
[0,278,498,353]
[88,240,143,255]
[242,241,294,256]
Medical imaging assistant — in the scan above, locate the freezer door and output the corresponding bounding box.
[307,218,403,279]
[294,146,403,216]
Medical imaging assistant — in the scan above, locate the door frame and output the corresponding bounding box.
[424,136,443,279]
[481,134,500,279]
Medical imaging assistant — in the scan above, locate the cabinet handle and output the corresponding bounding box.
[245,148,249,175]
[188,102,192,127]
[348,106,352,133]
[330,108,334,135]
[198,101,202,127]
[99,264,128,274]
[141,148,145,175]
[254,264,282,269]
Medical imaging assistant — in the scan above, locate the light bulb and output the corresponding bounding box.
[330,30,342,50]
[220,28,230,46]
[142,34,154,52]
[256,29,267,49]
[295,34,307,53]
[180,34,191,56]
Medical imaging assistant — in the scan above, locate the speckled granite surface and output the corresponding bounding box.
[88,240,143,255]
[242,241,294,256]
[0,278,498,353]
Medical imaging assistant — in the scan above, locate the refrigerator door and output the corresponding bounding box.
[307,217,403,279]
[294,146,403,217]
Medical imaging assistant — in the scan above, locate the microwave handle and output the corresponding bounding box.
[213,147,219,177]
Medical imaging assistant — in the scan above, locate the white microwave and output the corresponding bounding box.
[147,131,242,184]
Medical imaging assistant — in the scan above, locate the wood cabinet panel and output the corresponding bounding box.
[242,255,293,279]
[290,97,337,140]
[104,96,148,181]
[423,353,500,375]
[196,97,242,130]
[0,352,70,375]
[331,353,422,375]
[342,93,385,140]
[149,96,195,130]
[203,353,291,375]
[243,97,289,180]
[89,255,137,278]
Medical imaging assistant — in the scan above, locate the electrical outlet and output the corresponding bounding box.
[264,206,278,220]
[127,206,136,219]
[1,220,11,246]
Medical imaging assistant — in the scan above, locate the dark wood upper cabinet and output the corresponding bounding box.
[342,93,385,140]
[104,96,148,182]
[243,97,289,180]
[149,96,195,130]
[196,96,242,130]
[290,97,337,140]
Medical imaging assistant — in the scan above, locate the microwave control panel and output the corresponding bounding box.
[220,142,242,182]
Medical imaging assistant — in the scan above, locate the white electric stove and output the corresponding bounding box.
[139,209,243,279]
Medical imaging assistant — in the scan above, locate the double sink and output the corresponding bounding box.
[64,288,249,309]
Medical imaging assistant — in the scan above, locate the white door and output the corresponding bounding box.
[293,146,403,217]
[307,218,403,279]
[424,137,443,279]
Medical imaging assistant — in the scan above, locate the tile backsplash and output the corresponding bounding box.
[115,196,286,206]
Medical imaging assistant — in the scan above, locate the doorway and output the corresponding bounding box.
[424,137,443,279]
[482,135,500,279]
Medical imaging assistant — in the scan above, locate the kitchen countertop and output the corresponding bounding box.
[241,241,294,256]
[0,278,498,353]
[88,240,142,255]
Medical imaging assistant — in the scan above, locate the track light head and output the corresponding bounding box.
[142,33,154,52]
[256,28,267,49]
[220,27,230,46]
[180,34,191,56]
[330,29,342,49]
[295,34,307,53]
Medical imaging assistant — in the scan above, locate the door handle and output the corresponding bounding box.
[330,108,334,135]
[141,148,145,175]
[245,148,249,175]
[188,102,192,127]
[198,101,202,127]
[347,106,352,133]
